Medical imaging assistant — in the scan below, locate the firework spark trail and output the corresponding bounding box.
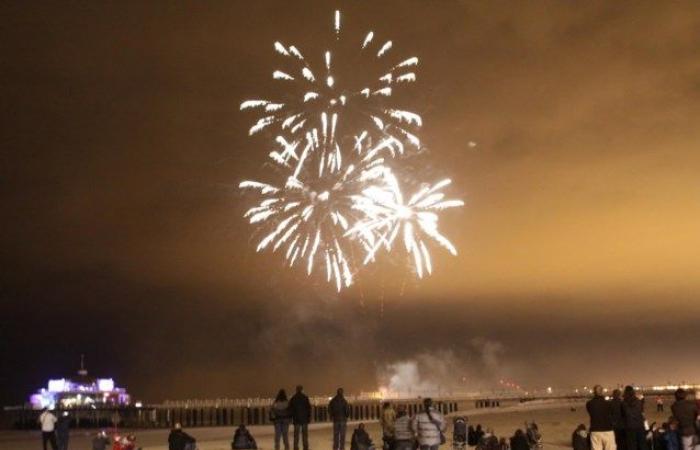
[239,10,464,290]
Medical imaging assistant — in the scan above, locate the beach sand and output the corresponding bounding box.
[0,400,674,450]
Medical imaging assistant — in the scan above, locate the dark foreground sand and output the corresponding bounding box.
[0,400,674,450]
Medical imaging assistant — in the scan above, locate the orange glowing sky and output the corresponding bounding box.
[2,1,699,404]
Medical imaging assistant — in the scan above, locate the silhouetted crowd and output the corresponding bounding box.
[582,385,700,450]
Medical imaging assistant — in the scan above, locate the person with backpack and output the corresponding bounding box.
[411,398,446,450]
[289,385,312,450]
[270,389,292,450]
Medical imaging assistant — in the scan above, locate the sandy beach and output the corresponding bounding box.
[1,399,675,450]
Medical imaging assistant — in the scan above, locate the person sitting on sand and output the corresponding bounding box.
[525,423,542,450]
[232,424,258,450]
[510,430,529,450]
[351,423,376,450]
[477,428,499,450]
[169,423,196,450]
[92,431,110,450]
[572,424,590,450]
[663,419,680,450]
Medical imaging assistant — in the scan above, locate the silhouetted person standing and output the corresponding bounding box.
[56,412,70,450]
[621,386,646,450]
[330,388,351,450]
[670,388,699,450]
[270,389,292,450]
[611,389,626,450]
[289,385,311,450]
[587,385,616,450]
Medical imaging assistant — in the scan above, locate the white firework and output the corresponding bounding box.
[348,175,464,279]
[240,124,401,291]
[239,10,464,290]
[240,10,422,151]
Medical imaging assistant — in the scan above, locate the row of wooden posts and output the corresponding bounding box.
[5,399,496,430]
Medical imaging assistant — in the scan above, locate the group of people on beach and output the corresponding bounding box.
[582,385,700,450]
[166,387,450,450]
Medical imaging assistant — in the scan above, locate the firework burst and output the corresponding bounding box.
[239,11,464,291]
[240,10,423,152]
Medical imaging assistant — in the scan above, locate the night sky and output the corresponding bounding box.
[2,1,700,407]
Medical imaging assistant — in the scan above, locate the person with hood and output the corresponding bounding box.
[411,398,446,450]
[393,405,415,450]
[351,423,376,450]
[611,389,626,450]
[587,385,615,450]
[56,411,71,450]
[671,389,698,450]
[289,385,312,450]
[39,408,59,450]
[573,424,591,450]
[380,402,397,450]
[622,386,647,450]
[330,388,352,450]
[232,424,258,450]
[168,423,196,450]
[510,430,530,450]
[270,389,292,450]
[92,431,111,450]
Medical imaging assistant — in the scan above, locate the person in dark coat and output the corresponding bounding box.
[468,425,478,446]
[329,388,352,450]
[510,430,530,450]
[351,423,375,450]
[91,431,110,450]
[622,386,647,450]
[56,412,70,450]
[611,389,626,450]
[587,385,615,450]
[289,385,312,450]
[670,388,699,450]
[168,423,196,450]
[475,425,485,445]
[572,424,591,450]
[232,424,258,450]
